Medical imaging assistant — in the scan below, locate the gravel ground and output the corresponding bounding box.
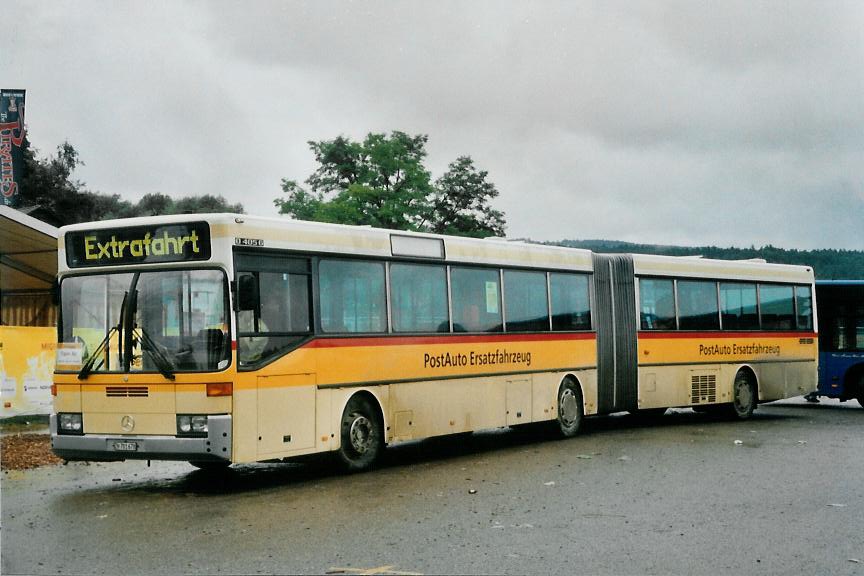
[1,433,63,471]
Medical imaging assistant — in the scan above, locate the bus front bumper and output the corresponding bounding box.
[50,414,232,463]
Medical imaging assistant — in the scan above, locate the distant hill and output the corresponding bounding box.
[546,239,864,280]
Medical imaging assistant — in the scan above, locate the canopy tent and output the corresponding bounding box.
[1,205,59,327]
[1,206,59,415]
[1,205,58,292]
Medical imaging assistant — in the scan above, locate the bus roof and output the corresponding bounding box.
[57,213,814,283]
[58,213,595,273]
[631,252,813,283]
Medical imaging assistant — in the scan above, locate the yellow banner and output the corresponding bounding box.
[0,326,56,417]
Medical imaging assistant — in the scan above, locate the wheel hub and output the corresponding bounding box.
[736,380,752,411]
[560,389,577,426]
[349,415,372,454]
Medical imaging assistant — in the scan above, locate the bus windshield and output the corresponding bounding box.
[60,269,230,374]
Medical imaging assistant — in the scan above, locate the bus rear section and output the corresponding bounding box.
[630,254,818,416]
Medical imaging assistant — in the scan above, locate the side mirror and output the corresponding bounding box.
[237,274,258,311]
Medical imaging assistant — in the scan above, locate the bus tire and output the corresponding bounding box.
[556,378,584,438]
[729,370,757,420]
[337,395,383,472]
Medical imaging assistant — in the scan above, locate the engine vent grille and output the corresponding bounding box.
[106,386,149,398]
[691,374,717,404]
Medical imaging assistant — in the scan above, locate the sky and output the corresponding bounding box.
[5,0,863,250]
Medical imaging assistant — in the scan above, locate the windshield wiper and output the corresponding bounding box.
[78,291,128,380]
[134,324,176,381]
[124,284,175,380]
[77,326,118,380]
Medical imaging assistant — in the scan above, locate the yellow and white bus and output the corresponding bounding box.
[51,215,817,470]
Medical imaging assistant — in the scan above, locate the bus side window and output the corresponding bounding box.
[760,284,795,331]
[235,257,312,368]
[639,278,676,331]
[504,269,549,332]
[450,267,502,333]
[551,273,592,331]
[391,263,448,333]
[678,280,720,331]
[720,282,759,330]
[319,259,386,333]
[795,285,813,331]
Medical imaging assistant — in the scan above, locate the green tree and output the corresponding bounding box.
[135,192,175,216]
[17,141,244,225]
[275,131,507,237]
[277,132,433,230]
[86,192,135,220]
[430,156,506,238]
[173,194,244,214]
[17,140,97,225]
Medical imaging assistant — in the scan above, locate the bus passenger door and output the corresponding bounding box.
[257,374,317,456]
[592,254,638,413]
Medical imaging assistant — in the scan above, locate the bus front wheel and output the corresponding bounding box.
[729,371,757,419]
[337,395,383,472]
[556,378,584,437]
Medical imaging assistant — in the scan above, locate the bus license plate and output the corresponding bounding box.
[112,441,139,452]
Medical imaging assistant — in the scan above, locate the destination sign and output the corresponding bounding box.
[65,222,211,268]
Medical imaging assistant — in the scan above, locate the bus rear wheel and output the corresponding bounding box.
[337,395,383,472]
[729,371,757,419]
[556,378,584,438]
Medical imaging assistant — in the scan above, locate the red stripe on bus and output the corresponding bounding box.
[637,331,817,340]
[304,332,596,349]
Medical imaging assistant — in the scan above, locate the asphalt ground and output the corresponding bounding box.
[2,397,862,576]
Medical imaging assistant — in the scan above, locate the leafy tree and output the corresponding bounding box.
[131,192,244,217]
[86,192,135,220]
[17,141,244,225]
[277,132,433,230]
[173,194,244,214]
[17,140,95,225]
[429,156,506,238]
[276,131,507,237]
[135,192,175,216]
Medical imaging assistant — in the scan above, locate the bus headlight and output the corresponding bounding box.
[177,415,208,437]
[58,413,84,435]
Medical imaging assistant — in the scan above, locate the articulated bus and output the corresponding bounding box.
[806,281,864,406]
[50,215,818,470]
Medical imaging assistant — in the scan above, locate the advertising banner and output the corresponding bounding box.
[1,89,27,207]
[0,326,55,418]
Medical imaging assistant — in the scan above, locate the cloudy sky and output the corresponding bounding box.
[6,1,863,249]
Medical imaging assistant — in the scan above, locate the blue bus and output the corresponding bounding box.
[806,280,864,407]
